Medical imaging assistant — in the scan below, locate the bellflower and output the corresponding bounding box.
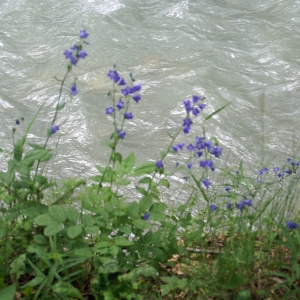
[118,78,126,86]
[187,144,195,151]
[202,178,211,189]
[107,70,121,83]
[210,146,222,158]
[197,151,203,157]
[106,107,114,115]
[132,94,141,103]
[117,130,126,139]
[227,202,232,209]
[244,199,252,206]
[210,204,218,212]
[236,201,245,212]
[117,100,124,110]
[278,172,282,178]
[183,118,193,134]
[177,142,185,149]
[131,84,141,93]
[286,221,298,229]
[15,119,20,125]
[156,160,164,169]
[172,145,179,152]
[143,213,150,221]
[200,160,214,171]
[78,50,87,59]
[79,29,89,39]
[51,125,60,134]
[192,107,200,116]
[192,95,200,103]
[274,167,279,173]
[183,99,192,113]
[225,186,230,192]
[124,112,133,120]
[198,103,206,110]
[187,163,193,169]
[122,86,131,96]
[70,84,78,96]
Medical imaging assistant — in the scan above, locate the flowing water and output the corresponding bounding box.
[1,0,300,204]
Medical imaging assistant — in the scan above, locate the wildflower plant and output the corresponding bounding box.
[1,30,300,300]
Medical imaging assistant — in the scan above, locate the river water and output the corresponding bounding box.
[1,0,300,204]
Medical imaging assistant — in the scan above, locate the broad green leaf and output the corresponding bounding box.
[44,222,62,236]
[135,186,147,196]
[103,141,116,149]
[13,140,23,161]
[34,235,48,245]
[96,165,105,174]
[6,159,18,186]
[133,219,149,229]
[17,162,31,177]
[131,162,156,177]
[94,241,111,249]
[138,177,152,184]
[67,225,82,239]
[236,290,251,300]
[27,142,43,149]
[52,282,83,300]
[204,102,231,122]
[90,175,102,182]
[115,179,131,186]
[35,214,55,226]
[158,178,170,188]
[114,237,134,247]
[119,225,131,235]
[65,205,80,222]
[12,180,32,190]
[10,254,25,280]
[57,102,66,110]
[149,211,166,222]
[0,284,16,300]
[81,214,94,227]
[139,195,153,212]
[24,276,44,287]
[112,152,122,163]
[127,202,140,218]
[23,149,51,162]
[49,205,66,222]
[225,273,247,289]
[151,203,167,212]
[120,266,157,282]
[123,152,136,174]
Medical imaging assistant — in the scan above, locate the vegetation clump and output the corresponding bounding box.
[0,30,300,300]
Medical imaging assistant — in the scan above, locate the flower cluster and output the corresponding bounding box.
[182,95,206,134]
[105,68,142,140]
[63,30,89,67]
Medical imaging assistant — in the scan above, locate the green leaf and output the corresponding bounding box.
[57,102,66,110]
[158,178,170,188]
[236,290,252,300]
[225,273,247,289]
[23,276,44,287]
[13,140,23,161]
[139,195,153,212]
[49,205,66,222]
[96,165,105,174]
[67,225,82,239]
[120,266,157,282]
[103,141,116,149]
[126,202,140,218]
[114,237,134,247]
[17,162,31,177]
[44,222,62,236]
[65,205,80,222]
[35,214,55,226]
[115,179,131,185]
[23,149,51,162]
[10,254,25,280]
[27,143,43,149]
[34,235,48,245]
[135,186,147,196]
[122,152,136,174]
[112,152,122,163]
[6,159,18,186]
[0,284,16,300]
[133,219,149,229]
[131,162,156,177]
[204,102,231,122]
[90,175,102,182]
[138,177,152,184]
[52,282,83,300]
[151,203,167,212]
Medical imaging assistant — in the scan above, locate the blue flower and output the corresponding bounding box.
[69,55,77,65]
[183,99,192,113]
[274,167,279,173]
[118,78,126,86]
[132,94,141,103]
[124,112,133,120]
[244,199,252,206]
[287,158,292,163]
[225,186,230,192]
[285,169,292,175]
[117,100,124,110]
[70,45,78,51]
[286,221,298,229]
[236,201,245,211]
[187,144,195,151]
[197,151,203,157]
[106,107,114,115]
[227,202,232,209]
[187,163,193,169]
[117,130,126,139]
[15,119,20,125]
[64,50,73,59]
[183,118,193,134]
[78,50,87,59]
[51,125,60,134]
[202,178,211,189]
[107,70,121,83]
[210,204,218,212]
[131,84,141,93]
[79,30,89,39]
[257,178,261,183]
[278,172,282,178]
[199,160,214,171]
[122,86,131,96]
[177,142,185,149]
[143,213,150,221]
[258,170,263,175]
[156,160,164,169]
[70,84,78,96]
[192,107,200,116]
[198,103,206,110]
[172,145,179,152]
[192,95,200,103]
[209,146,223,158]
[262,167,269,174]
